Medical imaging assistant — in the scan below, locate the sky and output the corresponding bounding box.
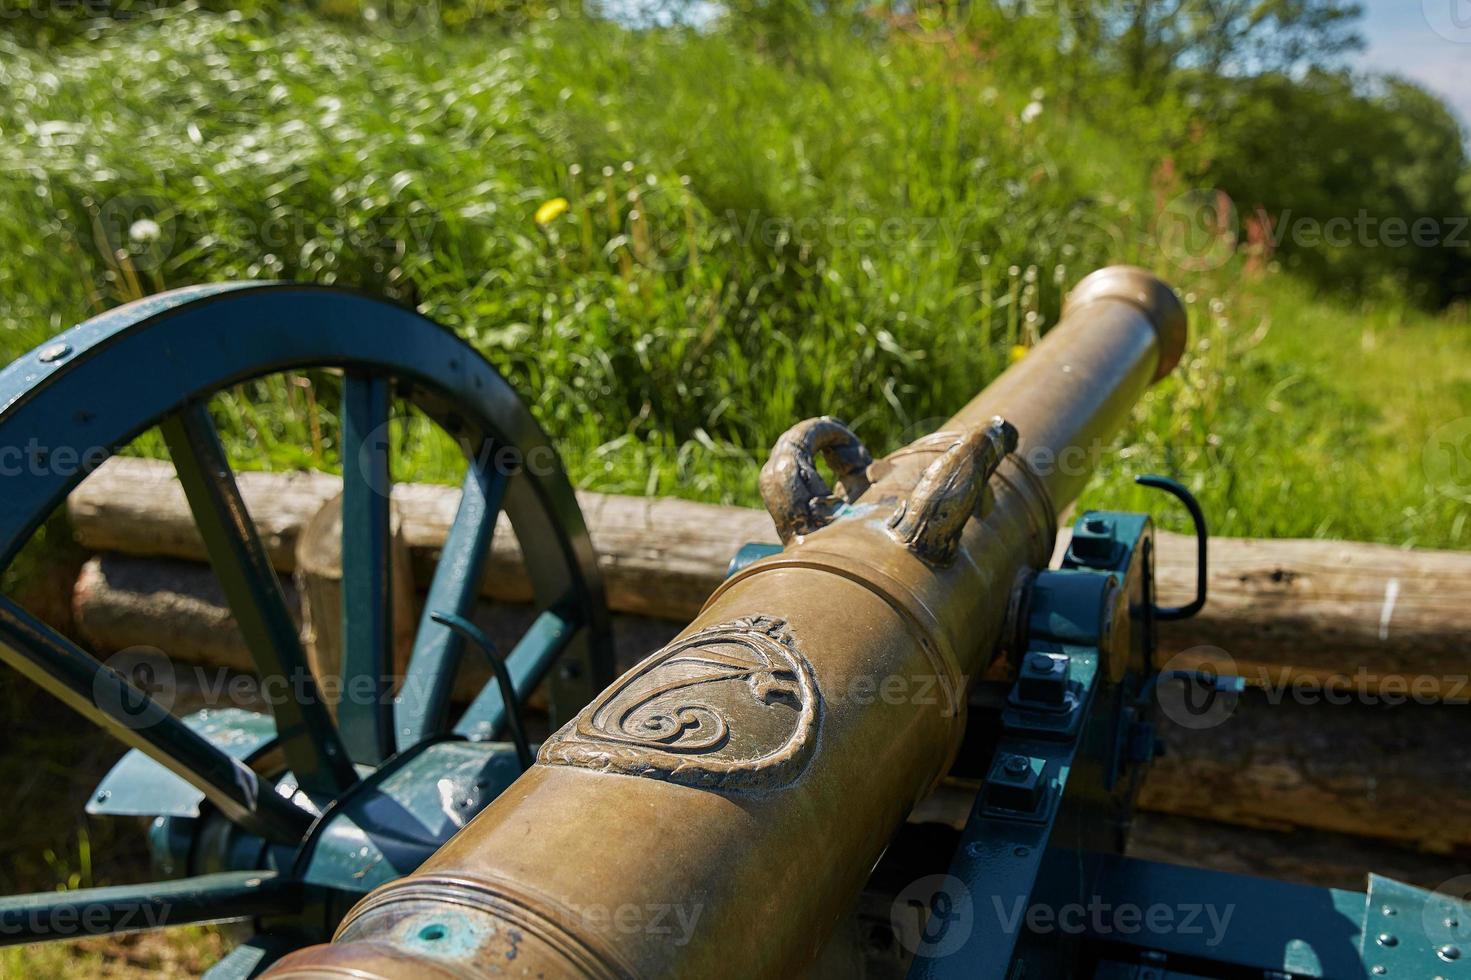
[1355,0,1471,129]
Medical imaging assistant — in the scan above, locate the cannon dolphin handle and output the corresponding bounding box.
[758,415,875,544]
[266,266,1189,980]
[886,417,1020,565]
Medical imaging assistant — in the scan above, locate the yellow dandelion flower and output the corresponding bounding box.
[534,197,569,227]
[1009,344,1029,364]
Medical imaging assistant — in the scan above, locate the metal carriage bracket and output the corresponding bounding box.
[910,484,1197,979]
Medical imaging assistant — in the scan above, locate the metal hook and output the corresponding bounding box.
[429,611,534,771]
[1135,475,1207,621]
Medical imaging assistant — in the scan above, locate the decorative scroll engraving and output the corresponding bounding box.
[538,616,820,790]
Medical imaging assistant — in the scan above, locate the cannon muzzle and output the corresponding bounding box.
[267,266,1186,979]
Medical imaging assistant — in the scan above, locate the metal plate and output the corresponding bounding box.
[1360,873,1471,978]
[87,708,278,818]
[297,740,524,893]
[1088,856,1367,978]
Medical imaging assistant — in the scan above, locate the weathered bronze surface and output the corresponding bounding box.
[266,266,1187,979]
[759,415,875,544]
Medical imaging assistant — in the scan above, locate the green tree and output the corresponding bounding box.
[1103,0,1363,93]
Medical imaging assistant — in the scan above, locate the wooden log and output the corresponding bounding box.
[1140,689,1471,852]
[293,493,417,707]
[68,458,776,622]
[1125,812,1469,893]
[72,554,291,674]
[69,555,1471,851]
[69,458,1471,695]
[68,458,341,572]
[72,553,678,705]
[906,693,1471,857]
[1112,529,1471,700]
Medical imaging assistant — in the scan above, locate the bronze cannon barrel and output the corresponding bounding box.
[268,266,1186,979]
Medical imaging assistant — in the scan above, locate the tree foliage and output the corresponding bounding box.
[886,0,1467,304]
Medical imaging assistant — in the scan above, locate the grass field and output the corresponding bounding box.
[0,929,225,979]
[2,12,1468,550]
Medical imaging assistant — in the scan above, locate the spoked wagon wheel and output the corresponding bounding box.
[0,284,612,976]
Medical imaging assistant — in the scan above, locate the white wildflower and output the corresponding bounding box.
[129,219,162,244]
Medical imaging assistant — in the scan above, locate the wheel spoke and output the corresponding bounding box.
[160,401,357,798]
[0,597,310,843]
[395,454,508,752]
[338,373,395,764]
[0,871,299,947]
[453,604,581,741]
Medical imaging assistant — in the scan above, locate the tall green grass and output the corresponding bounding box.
[0,9,1467,547]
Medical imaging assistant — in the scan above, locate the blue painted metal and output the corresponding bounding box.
[1358,874,1471,978]
[0,871,299,947]
[1087,856,1369,978]
[0,596,310,844]
[149,814,198,879]
[726,541,783,578]
[0,284,605,640]
[1062,512,1153,576]
[1133,476,1208,621]
[429,612,533,769]
[396,456,508,752]
[295,740,523,893]
[1089,963,1207,978]
[909,647,1102,979]
[0,284,613,955]
[160,401,358,799]
[1025,570,1118,648]
[1000,642,1100,740]
[88,708,279,818]
[453,605,579,741]
[338,372,396,764]
[907,500,1453,980]
[912,508,1150,979]
[201,933,307,980]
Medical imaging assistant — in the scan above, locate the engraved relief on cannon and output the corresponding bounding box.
[539,615,820,790]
